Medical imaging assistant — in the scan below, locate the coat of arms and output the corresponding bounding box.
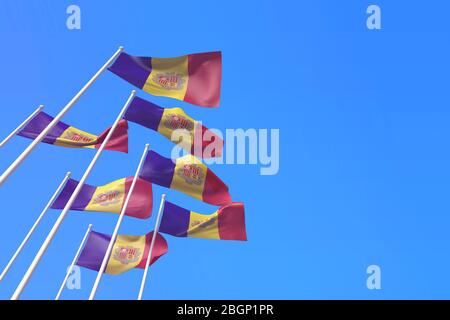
[152,72,185,90]
[177,164,205,185]
[191,216,217,229]
[113,246,141,265]
[163,114,194,131]
[63,131,94,144]
[92,190,121,206]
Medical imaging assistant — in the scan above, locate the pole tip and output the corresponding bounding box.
[145,143,150,148]
[66,171,72,177]
[38,105,45,110]
[118,46,124,51]
[131,90,137,94]
[88,224,93,228]
[162,194,166,200]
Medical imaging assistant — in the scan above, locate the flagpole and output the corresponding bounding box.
[88,143,150,300]
[0,46,124,187]
[137,194,166,300]
[0,105,44,148]
[11,90,136,300]
[0,171,71,282]
[55,224,93,300]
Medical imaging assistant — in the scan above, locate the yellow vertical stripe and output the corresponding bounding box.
[170,155,207,201]
[187,211,220,239]
[143,56,189,100]
[85,178,126,213]
[157,107,196,150]
[54,126,98,148]
[106,235,146,275]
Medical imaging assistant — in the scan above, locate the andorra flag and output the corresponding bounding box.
[139,151,231,206]
[17,111,128,153]
[159,202,247,241]
[51,177,152,219]
[108,51,222,107]
[125,96,223,158]
[76,230,168,275]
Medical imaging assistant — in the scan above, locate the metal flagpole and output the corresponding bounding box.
[11,90,136,300]
[0,105,44,148]
[88,143,151,300]
[55,224,93,300]
[137,194,166,300]
[0,46,124,187]
[0,172,71,282]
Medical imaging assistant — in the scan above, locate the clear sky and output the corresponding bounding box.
[1,0,450,299]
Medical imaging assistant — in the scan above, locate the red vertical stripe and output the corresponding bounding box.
[123,177,153,219]
[202,169,232,205]
[191,123,224,158]
[184,52,222,107]
[95,119,129,153]
[136,232,169,269]
[218,203,247,241]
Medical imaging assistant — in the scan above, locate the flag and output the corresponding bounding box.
[108,51,222,107]
[51,177,152,219]
[125,96,223,158]
[17,111,128,153]
[160,202,247,241]
[76,230,168,275]
[139,151,231,206]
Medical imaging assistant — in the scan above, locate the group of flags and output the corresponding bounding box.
[15,50,246,280]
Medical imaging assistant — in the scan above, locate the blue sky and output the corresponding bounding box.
[1,0,450,299]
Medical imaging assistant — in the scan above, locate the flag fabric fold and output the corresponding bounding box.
[160,202,247,241]
[51,177,153,219]
[17,111,128,153]
[125,96,223,158]
[108,51,222,107]
[139,151,231,206]
[76,230,168,275]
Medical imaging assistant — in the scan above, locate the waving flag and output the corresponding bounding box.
[109,51,222,107]
[51,177,152,219]
[125,96,223,158]
[160,202,246,241]
[17,111,128,153]
[76,230,167,275]
[140,151,231,206]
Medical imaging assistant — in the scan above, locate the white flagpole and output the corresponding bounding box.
[0,46,124,187]
[0,105,44,148]
[11,90,136,300]
[0,171,71,282]
[137,194,166,300]
[55,224,93,300]
[88,143,151,300]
